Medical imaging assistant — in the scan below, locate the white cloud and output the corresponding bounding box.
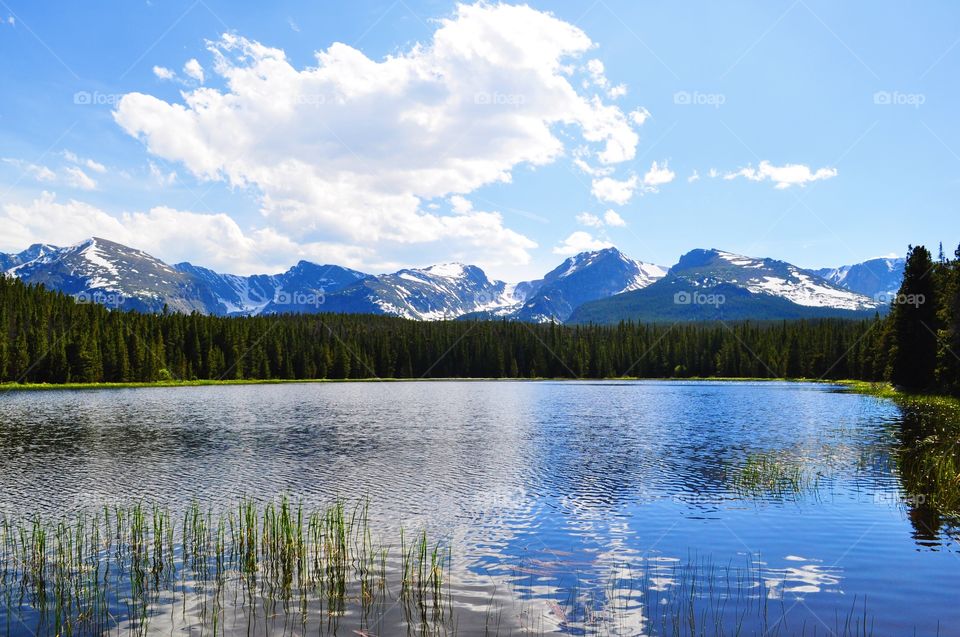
[63,150,107,174]
[723,160,838,189]
[577,209,625,228]
[603,209,626,227]
[629,107,650,126]
[6,16,14,26]
[591,175,638,205]
[113,4,640,273]
[85,158,107,173]
[576,211,603,228]
[152,66,175,80]
[183,58,204,83]
[708,167,719,178]
[3,158,56,182]
[449,195,472,214]
[687,170,700,183]
[0,192,373,275]
[148,161,177,186]
[642,160,675,188]
[553,231,613,255]
[63,166,97,190]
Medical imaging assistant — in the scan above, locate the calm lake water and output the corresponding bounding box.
[0,380,958,635]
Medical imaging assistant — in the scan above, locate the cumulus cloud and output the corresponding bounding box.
[152,66,175,80]
[584,58,626,99]
[576,209,625,228]
[4,156,104,190]
[113,3,641,273]
[576,212,603,228]
[723,160,838,189]
[591,175,638,205]
[148,161,177,186]
[63,166,97,190]
[629,107,650,126]
[642,160,675,189]
[553,231,613,255]
[0,192,372,275]
[687,170,700,183]
[63,150,106,174]
[183,58,204,83]
[3,158,56,182]
[603,209,626,227]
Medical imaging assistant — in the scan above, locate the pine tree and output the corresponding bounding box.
[889,245,939,390]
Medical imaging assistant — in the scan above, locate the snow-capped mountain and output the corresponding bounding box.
[811,257,905,301]
[2,239,900,324]
[321,263,518,320]
[0,243,59,271]
[173,261,368,316]
[7,238,219,313]
[511,247,666,322]
[569,248,884,324]
[0,238,513,320]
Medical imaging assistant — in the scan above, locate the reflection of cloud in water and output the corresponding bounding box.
[764,555,842,599]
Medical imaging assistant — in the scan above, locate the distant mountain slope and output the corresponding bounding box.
[0,243,59,271]
[321,263,516,320]
[569,248,882,324]
[3,238,900,324]
[812,257,905,300]
[513,247,666,322]
[9,238,219,313]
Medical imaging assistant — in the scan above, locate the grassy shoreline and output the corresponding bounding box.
[0,375,903,392]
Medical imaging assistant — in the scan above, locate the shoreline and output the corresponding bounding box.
[2,376,956,406]
[0,376,913,392]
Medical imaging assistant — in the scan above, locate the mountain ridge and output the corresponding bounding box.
[1,238,892,324]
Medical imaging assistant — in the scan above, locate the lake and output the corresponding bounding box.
[0,380,957,635]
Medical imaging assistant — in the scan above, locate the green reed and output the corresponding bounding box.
[731,452,818,498]
[0,498,450,636]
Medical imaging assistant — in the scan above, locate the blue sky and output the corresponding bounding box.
[0,0,957,280]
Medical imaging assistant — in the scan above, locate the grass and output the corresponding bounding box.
[728,452,820,499]
[0,498,451,636]
[1,376,870,393]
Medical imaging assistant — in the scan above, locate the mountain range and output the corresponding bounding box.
[0,237,900,323]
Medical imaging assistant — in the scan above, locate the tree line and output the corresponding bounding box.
[0,242,956,394]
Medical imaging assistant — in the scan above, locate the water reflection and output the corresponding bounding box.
[0,381,958,634]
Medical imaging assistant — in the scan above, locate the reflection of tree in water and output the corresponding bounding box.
[892,401,960,544]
